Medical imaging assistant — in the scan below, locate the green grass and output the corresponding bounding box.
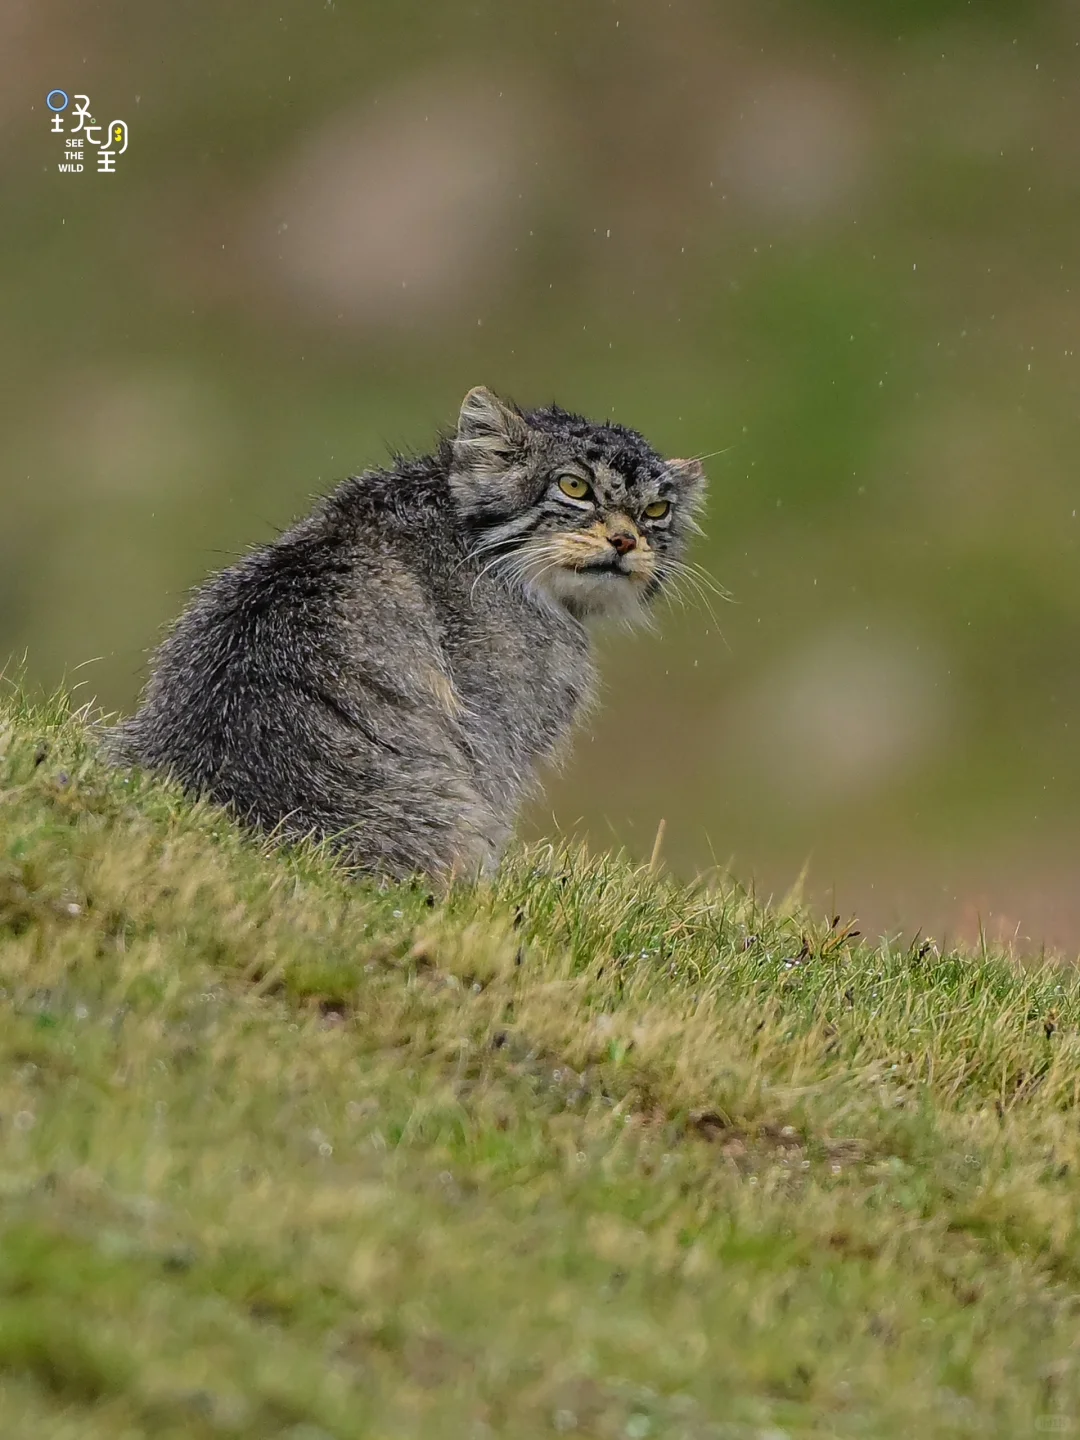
[1,687,1080,1438]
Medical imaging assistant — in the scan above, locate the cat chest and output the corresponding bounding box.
[451,636,592,754]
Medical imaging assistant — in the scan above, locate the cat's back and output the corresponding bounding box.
[109,466,453,779]
[152,460,451,666]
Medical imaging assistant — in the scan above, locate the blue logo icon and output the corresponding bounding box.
[46,89,69,112]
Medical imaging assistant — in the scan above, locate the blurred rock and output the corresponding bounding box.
[717,71,869,222]
[730,624,948,808]
[249,70,539,330]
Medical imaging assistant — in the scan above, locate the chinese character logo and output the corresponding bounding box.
[47,90,130,175]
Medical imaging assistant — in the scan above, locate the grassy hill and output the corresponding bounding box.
[2,685,1080,1439]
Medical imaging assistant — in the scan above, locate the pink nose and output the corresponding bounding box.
[608,532,637,556]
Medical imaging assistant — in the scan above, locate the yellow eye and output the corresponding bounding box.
[643,500,670,519]
[557,474,591,500]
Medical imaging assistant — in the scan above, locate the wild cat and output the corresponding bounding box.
[109,388,708,880]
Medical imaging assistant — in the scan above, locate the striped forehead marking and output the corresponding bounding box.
[593,462,626,499]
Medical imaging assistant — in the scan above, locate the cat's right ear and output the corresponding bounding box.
[451,387,530,515]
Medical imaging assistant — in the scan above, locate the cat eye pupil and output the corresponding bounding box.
[644,500,670,518]
[557,475,590,500]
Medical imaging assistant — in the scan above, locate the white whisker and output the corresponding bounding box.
[450,533,517,578]
[654,556,731,634]
[689,441,740,464]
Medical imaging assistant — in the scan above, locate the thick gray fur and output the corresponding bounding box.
[108,388,707,880]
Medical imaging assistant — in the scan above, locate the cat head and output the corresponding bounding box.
[449,386,707,622]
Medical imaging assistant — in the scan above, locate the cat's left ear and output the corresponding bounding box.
[667,457,707,510]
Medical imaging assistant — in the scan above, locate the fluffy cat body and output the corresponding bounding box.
[110,389,706,879]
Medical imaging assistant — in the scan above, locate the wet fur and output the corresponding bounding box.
[108,389,707,880]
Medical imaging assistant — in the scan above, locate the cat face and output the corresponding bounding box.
[450,387,707,622]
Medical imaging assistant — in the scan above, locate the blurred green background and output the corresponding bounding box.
[5,0,1080,949]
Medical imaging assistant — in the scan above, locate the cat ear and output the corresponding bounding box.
[667,457,707,503]
[451,388,531,515]
[455,387,528,455]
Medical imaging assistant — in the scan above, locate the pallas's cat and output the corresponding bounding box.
[110,388,707,879]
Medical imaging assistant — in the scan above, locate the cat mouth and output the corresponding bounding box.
[537,548,654,620]
[571,555,630,576]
